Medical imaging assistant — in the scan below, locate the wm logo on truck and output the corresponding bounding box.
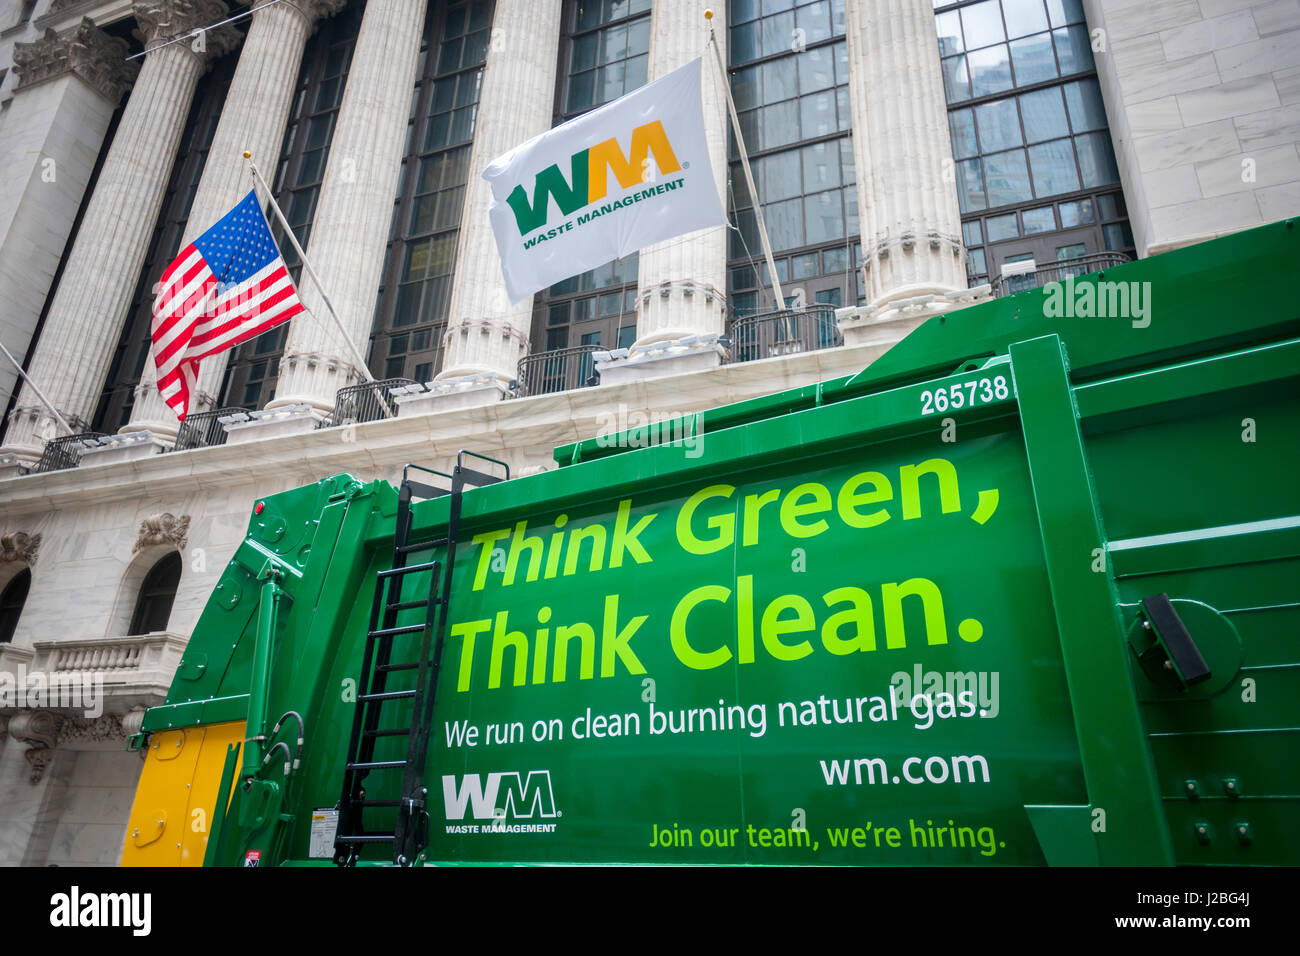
[442,771,558,821]
[506,120,681,236]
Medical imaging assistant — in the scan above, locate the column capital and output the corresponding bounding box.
[133,0,240,59]
[240,0,346,27]
[11,17,138,105]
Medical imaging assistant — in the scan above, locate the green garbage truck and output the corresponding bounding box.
[120,219,1300,867]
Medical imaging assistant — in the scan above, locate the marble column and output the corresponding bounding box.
[119,0,345,447]
[597,0,730,388]
[0,20,136,448]
[398,0,563,416]
[836,0,980,349]
[0,0,237,465]
[261,0,428,424]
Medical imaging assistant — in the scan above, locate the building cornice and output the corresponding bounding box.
[11,16,137,104]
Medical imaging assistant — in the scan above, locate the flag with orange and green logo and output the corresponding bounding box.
[484,58,725,302]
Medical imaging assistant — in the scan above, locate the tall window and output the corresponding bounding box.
[128,552,181,636]
[92,50,239,431]
[220,3,364,409]
[727,0,859,317]
[370,0,494,385]
[532,0,652,358]
[933,0,1135,286]
[0,568,31,644]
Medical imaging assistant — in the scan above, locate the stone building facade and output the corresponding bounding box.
[0,0,1296,865]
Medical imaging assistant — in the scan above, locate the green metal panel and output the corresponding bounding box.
[139,220,1299,866]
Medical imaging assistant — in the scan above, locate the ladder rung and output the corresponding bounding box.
[338,834,395,844]
[346,760,407,771]
[363,727,411,738]
[376,661,423,673]
[397,537,448,555]
[359,689,416,702]
[386,599,429,612]
[353,799,402,808]
[369,623,426,638]
[378,561,439,579]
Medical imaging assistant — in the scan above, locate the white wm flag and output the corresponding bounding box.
[484,58,725,303]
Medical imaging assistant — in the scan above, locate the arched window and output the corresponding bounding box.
[128,552,181,636]
[0,568,31,643]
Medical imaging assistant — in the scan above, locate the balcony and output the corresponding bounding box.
[991,252,1131,297]
[31,432,106,473]
[324,377,416,427]
[726,303,843,364]
[516,344,602,397]
[13,633,188,713]
[172,407,247,451]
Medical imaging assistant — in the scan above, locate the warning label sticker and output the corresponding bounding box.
[310,809,339,859]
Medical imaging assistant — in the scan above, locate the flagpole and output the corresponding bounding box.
[242,151,396,420]
[704,9,786,313]
[0,340,76,437]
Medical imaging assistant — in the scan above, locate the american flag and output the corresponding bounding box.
[151,189,304,421]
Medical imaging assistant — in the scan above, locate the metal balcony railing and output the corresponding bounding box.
[31,432,105,473]
[327,378,415,427]
[726,303,842,364]
[516,345,602,397]
[172,407,246,451]
[991,252,1132,297]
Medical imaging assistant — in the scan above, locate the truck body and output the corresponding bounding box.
[121,221,1299,866]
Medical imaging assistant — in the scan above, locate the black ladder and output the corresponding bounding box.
[333,451,508,866]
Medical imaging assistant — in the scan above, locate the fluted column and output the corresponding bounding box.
[432,0,563,402]
[630,2,729,348]
[0,20,136,436]
[0,0,237,464]
[265,0,428,416]
[123,0,345,442]
[839,0,969,349]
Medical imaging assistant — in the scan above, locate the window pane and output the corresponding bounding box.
[967,247,987,277]
[763,57,798,102]
[956,157,986,212]
[1027,137,1081,195]
[802,141,841,192]
[942,55,971,102]
[763,100,801,149]
[733,66,761,110]
[800,91,837,140]
[797,1,833,44]
[1054,24,1094,74]
[1104,221,1134,250]
[983,148,1032,206]
[733,0,760,23]
[599,24,627,63]
[766,197,804,250]
[1046,0,1085,27]
[936,10,964,55]
[1058,197,1096,226]
[762,12,796,57]
[1096,192,1125,219]
[962,220,983,246]
[823,247,848,274]
[987,212,1019,241]
[1065,78,1107,132]
[1009,33,1057,85]
[600,291,622,316]
[1056,242,1087,260]
[949,108,978,159]
[628,18,651,55]
[792,252,819,280]
[975,98,1022,152]
[763,149,802,201]
[967,45,1014,97]
[1075,131,1119,186]
[1022,205,1056,233]
[798,46,836,94]
[1002,0,1049,39]
[733,20,761,63]
[1019,86,1070,142]
[804,190,844,244]
[626,53,648,90]
[961,0,1006,48]
[548,303,569,326]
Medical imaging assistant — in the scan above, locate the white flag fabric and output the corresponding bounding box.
[483,58,725,303]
